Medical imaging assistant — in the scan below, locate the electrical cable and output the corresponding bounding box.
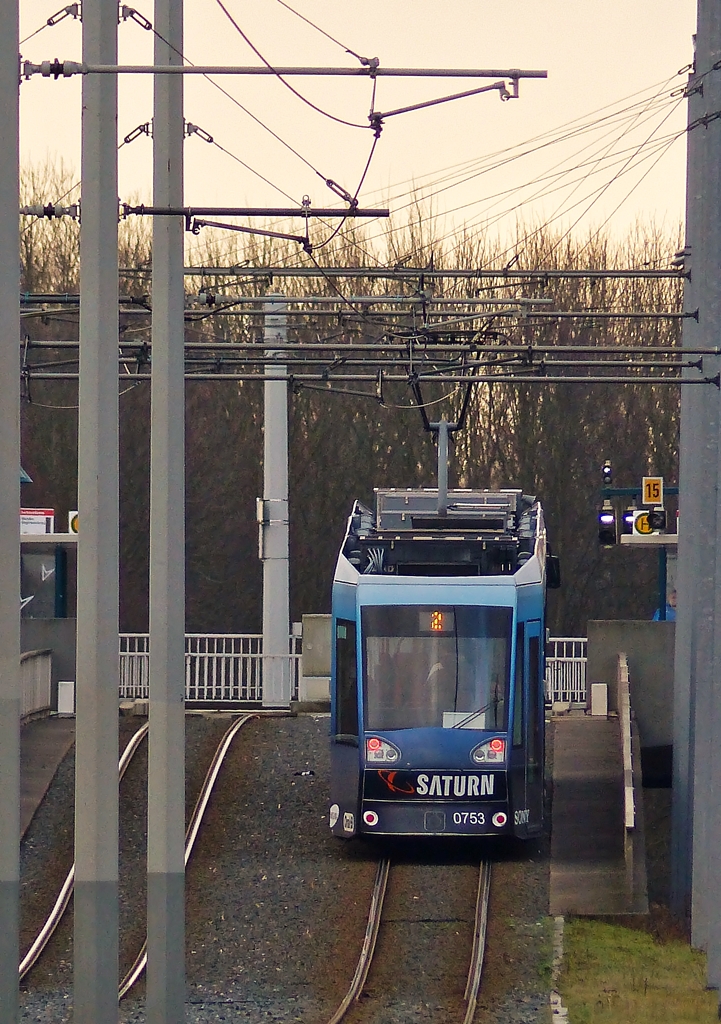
[256,116,684,278]
[573,135,682,261]
[334,79,683,249]
[20,4,80,46]
[147,25,333,182]
[262,125,682,280]
[321,77,679,217]
[188,74,683,275]
[223,80,676,263]
[312,134,381,251]
[432,132,683,267]
[541,92,685,263]
[207,137,299,204]
[213,0,372,130]
[429,120,687,270]
[274,0,374,66]
[540,74,679,230]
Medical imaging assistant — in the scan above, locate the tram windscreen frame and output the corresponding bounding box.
[362,605,512,732]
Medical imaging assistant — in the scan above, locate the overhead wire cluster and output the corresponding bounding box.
[17,3,699,410]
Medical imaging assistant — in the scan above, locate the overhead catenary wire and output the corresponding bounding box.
[246,81,681,255]
[213,0,373,130]
[290,77,687,273]
[145,23,338,185]
[176,73,684,274]
[274,0,375,67]
[541,91,686,263]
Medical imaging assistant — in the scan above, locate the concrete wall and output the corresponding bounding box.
[587,620,674,748]
[21,618,76,711]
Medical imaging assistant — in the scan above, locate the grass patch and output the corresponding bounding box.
[558,918,718,1024]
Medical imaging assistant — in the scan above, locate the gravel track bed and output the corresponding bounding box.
[19,714,231,1010]
[20,713,552,1023]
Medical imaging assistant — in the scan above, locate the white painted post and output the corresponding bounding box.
[147,0,186,1018]
[262,297,291,707]
[0,0,21,1017]
[75,0,120,1018]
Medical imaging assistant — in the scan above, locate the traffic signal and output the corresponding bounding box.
[598,500,617,545]
[649,506,667,532]
[621,507,636,535]
[601,460,613,487]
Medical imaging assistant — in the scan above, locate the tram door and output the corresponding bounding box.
[330,619,361,832]
[524,620,543,831]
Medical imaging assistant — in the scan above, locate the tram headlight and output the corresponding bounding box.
[365,736,402,763]
[470,737,506,764]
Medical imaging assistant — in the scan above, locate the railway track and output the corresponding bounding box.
[19,712,256,1000]
[328,857,492,1024]
[118,712,255,998]
[19,720,150,982]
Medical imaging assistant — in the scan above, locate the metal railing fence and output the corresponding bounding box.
[119,633,302,704]
[544,637,587,705]
[120,631,586,707]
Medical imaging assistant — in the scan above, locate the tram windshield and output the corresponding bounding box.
[362,605,512,732]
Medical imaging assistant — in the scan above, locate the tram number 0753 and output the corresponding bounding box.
[453,811,485,825]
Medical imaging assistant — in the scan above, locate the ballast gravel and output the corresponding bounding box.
[19,712,552,1023]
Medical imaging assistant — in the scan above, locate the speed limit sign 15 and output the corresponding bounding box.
[642,477,663,507]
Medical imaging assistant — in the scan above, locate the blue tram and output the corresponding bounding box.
[329,487,559,839]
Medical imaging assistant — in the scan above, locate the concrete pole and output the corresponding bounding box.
[75,0,119,1019]
[262,297,291,707]
[147,0,186,1019]
[688,0,721,962]
[436,419,449,516]
[704,2,721,983]
[0,0,21,1018]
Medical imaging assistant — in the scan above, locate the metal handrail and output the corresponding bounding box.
[617,652,635,830]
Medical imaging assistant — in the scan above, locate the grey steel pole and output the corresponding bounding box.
[262,298,291,708]
[74,0,119,1019]
[147,0,186,1019]
[0,0,21,1018]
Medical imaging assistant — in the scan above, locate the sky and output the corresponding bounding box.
[19,1,697,258]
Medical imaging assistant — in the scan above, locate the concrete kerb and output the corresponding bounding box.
[550,914,570,1021]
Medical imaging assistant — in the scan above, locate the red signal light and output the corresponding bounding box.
[490,738,504,752]
[367,737,381,751]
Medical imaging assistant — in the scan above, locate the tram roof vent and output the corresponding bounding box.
[375,488,527,533]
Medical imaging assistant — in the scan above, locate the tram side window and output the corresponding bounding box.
[512,623,524,748]
[336,620,358,738]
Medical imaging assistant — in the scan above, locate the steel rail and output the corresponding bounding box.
[325,857,491,1024]
[18,722,150,981]
[463,861,492,1024]
[118,712,256,999]
[324,857,391,1024]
